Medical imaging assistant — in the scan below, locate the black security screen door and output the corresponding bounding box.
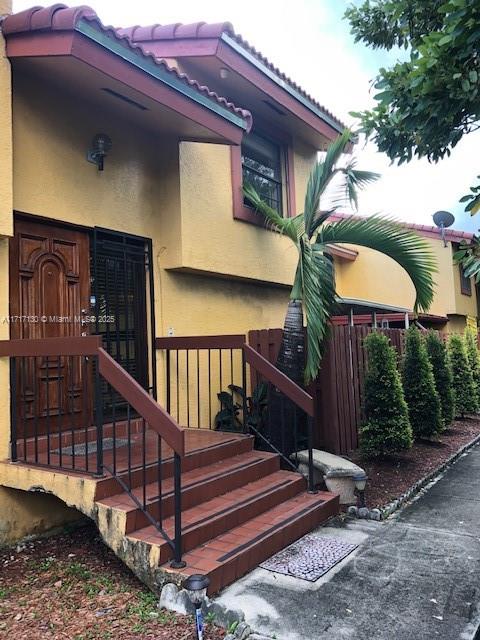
[91,229,152,416]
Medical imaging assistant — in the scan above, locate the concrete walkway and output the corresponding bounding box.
[216,443,480,640]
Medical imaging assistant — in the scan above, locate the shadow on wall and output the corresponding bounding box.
[0,486,84,546]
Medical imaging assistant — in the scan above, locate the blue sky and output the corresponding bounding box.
[12,0,480,234]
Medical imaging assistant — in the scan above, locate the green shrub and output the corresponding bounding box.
[464,327,480,398]
[448,333,479,416]
[402,326,443,439]
[360,332,413,457]
[425,331,455,428]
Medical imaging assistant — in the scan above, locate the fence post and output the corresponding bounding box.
[307,415,317,494]
[170,452,186,569]
[10,357,17,463]
[166,350,171,414]
[241,347,248,434]
[94,355,104,477]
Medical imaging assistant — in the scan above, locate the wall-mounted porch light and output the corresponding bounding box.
[87,133,112,171]
[182,574,210,640]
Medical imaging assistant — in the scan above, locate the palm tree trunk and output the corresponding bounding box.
[264,300,305,458]
[276,300,305,385]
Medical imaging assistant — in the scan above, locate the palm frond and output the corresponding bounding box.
[303,129,353,236]
[316,215,436,312]
[243,183,304,242]
[342,164,380,209]
[298,242,337,384]
[309,208,338,236]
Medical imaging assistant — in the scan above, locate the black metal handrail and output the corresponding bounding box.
[97,348,185,567]
[242,344,316,493]
[156,335,246,431]
[156,335,316,493]
[1,336,186,568]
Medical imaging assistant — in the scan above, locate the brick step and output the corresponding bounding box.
[127,470,305,564]
[165,490,339,594]
[94,433,254,500]
[97,450,280,533]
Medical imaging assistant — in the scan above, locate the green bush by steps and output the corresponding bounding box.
[425,330,455,429]
[360,331,413,458]
[448,333,479,417]
[465,327,480,400]
[403,326,443,439]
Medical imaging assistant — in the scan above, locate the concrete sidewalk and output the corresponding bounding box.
[216,443,480,640]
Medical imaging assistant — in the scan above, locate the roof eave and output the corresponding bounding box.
[75,19,250,136]
[3,16,251,145]
[220,33,343,138]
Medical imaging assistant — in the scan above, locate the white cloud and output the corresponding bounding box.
[11,0,479,233]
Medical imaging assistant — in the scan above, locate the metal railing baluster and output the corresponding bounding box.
[69,355,74,470]
[21,356,27,462]
[33,357,39,464]
[57,356,62,469]
[10,357,17,463]
[94,355,104,478]
[46,356,51,466]
[197,349,200,428]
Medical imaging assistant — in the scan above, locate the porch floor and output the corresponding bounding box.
[2,428,339,595]
[14,425,240,474]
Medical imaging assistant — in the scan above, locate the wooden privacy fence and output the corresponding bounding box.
[249,325,406,455]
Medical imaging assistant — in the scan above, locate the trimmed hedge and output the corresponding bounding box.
[360,332,413,457]
[448,333,478,417]
[465,327,480,399]
[425,331,455,428]
[402,326,443,438]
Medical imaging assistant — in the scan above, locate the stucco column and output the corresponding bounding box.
[0,0,12,236]
[0,1,13,460]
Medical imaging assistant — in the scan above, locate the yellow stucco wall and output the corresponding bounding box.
[176,136,314,286]
[334,237,477,327]
[1,70,301,541]
[0,486,82,546]
[0,2,15,544]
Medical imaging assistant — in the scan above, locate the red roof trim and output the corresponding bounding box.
[1,4,252,132]
[325,244,358,261]
[117,22,235,42]
[328,212,474,243]
[116,20,345,138]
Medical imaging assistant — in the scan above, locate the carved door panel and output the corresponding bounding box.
[10,218,91,437]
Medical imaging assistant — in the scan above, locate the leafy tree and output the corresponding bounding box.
[464,326,480,398]
[448,333,478,417]
[244,128,436,387]
[425,330,455,428]
[345,1,480,211]
[360,331,412,457]
[402,326,443,438]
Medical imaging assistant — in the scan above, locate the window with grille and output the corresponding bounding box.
[242,132,285,215]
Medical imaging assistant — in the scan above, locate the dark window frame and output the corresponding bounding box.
[231,124,296,227]
[241,131,285,215]
[460,263,472,296]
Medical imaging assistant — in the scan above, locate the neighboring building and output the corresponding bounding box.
[0,3,342,593]
[330,213,478,333]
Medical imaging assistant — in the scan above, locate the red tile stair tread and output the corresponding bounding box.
[179,492,334,568]
[127,469,303,543]
[97,450,275,509]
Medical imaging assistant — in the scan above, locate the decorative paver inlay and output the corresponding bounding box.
[53,438,129,457]
[260,533,357,581]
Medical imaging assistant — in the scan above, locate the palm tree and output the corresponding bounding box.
[244,129,436,388]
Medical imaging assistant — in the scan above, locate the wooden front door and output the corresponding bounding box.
[10,217,91,437]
